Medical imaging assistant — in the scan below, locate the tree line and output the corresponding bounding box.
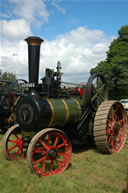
[90,25,128,100]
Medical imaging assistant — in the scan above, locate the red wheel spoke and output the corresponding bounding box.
[107,119,112,125]
[117,119,124,124]
[33,156,46,165]
[41,158,47,173]
[39,139,49,151]
[57,142,66,149]
[8,145,17,152]
[33,147,45,154]
[106,130,110,136]
[14,148,21,157]
[117,134,121,141]
[111,140,115,150]
[55,158,62,166]
[58,152,65,156]
[106,127,113,134]
[50,160,53,171]
[106,124,114,134]
[107,131,114,145]
[54,136,59,147]
[14,133,19,139]
[8,139,17,144]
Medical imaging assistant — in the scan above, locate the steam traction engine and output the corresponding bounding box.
[2,36,127,177]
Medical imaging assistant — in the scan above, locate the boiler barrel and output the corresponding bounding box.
[16,96,82,131]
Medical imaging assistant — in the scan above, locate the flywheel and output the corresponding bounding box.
[93,101,127,153]
[85,73,108,111]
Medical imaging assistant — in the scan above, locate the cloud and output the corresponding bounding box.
[0,26,114,83]
[40,27,114,82]
[52,1,66,14]
[0,39,28,80]
[0,19,32,41]
[9,0,50,26]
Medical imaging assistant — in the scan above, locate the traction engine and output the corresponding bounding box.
[2,36,127,177]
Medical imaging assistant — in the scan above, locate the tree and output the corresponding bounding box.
[0,71,16,81]
[90,25,128,100]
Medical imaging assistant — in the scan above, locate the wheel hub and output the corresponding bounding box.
[48,148,58,160]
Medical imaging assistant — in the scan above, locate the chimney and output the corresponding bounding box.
[25,36,44,84]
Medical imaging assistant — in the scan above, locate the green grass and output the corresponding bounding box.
[0,132,128,193]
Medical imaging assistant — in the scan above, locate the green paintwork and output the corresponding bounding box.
[47,97,82,128]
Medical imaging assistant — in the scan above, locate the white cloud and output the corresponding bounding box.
[0,39,28,79]
[0,19,32,40]
[40,27,114,82]
[52,1,66,14]
[9,0,50,26]
[0,27,114,83]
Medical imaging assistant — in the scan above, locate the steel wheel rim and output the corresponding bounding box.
[30,129,72,176]
[3,124,25,160]
[106,102,127,153]
[94,101,127,154]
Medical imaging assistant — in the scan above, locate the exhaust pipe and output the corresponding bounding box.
[25,36,44,85]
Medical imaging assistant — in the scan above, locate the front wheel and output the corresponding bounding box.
[27,128,72,176]
[2,124,25,160]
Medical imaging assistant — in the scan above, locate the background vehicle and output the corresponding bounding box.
[120,99,128,110]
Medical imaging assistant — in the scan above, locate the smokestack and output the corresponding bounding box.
[25,36,44,84]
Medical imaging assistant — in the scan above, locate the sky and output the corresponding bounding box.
[0,0,128,83]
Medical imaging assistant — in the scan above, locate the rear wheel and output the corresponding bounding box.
[27,128,72,176]
[94,101,127,153]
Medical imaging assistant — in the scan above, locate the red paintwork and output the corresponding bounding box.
[7,132,25,160]
[67,87,86,96]
[106,103,127,153]
[32,130,71,176]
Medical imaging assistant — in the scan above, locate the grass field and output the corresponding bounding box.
[0,130,128,193]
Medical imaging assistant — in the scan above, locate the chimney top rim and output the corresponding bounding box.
[25,36,44,46]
